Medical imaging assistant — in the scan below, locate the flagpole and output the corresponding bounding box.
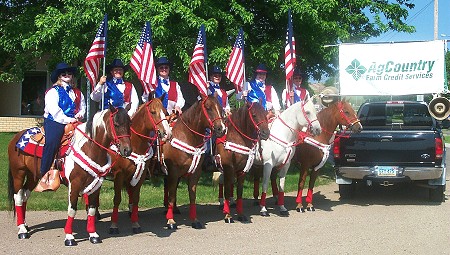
[101,14,108,110]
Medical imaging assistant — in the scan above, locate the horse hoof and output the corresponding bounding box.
[224,218,234,223]
[237,215,248,222]
[132,227,142,234]
[191,222,204,229]
[280,210,290,217]
[25,225,30,232]
[64,239,77,246]
[89,236,102,244]
[260,211,270,217]
[166,223,177,230]
[307,207,315,212]
[18,233,30,239]
[299,207,306,213]
[109,228,119,235]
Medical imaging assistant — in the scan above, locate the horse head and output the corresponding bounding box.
[299,98,322,136]
[200,93,226,138]
[106,104,132,157]
[146,96,172,141]
[246,101,270,140]
[335,99,363,133]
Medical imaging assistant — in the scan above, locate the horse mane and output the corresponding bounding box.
[86,110,108,138]
[180,98,201,124]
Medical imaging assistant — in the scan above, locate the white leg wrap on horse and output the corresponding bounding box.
[67,206,76,218]
[260,206,267,213]
[87,207,96,216]
[14,191,24,206]
[279,205,288,212]
[18,224,27,234]
[65,233,75,240]
[89,232,100,238]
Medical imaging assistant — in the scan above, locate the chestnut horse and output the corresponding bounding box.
[7,106,131,245]
[293,99,362,212]
[107,98,171,234]
[215,101,270,223]
[163,94,225,229]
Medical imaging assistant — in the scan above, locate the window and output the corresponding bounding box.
[22,71,47,115]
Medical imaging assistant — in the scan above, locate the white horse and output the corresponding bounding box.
[253,98,321,216]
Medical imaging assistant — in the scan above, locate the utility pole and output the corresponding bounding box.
[434,0,438,40]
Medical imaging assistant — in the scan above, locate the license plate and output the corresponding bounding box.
[375,166,398,177]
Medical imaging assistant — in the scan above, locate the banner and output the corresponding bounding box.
[339,40,447,96]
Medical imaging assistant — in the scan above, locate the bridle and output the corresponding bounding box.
[129,100,168,145]
[227,102,267,143]
[337,101,361,128]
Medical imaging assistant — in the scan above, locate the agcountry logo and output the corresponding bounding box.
[345,59,366,81]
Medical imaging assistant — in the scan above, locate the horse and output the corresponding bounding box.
[253,98,321,217]
[293,99,362,212]
[106,97,171,234]
[7,105,132,245]
[215,101,270,223]
[162,94,226,229]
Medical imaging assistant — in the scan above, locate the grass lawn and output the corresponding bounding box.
[0,132,335,211]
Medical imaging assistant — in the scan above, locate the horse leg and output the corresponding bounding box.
[188,173,203,229]
[109,174,123,235]
[64,187,79,246]
[270,169,279,205]
[296,166,309,213]
[259,162,273,217]
[277,164,290,216]
[129,184,143,233]
[218,172,224,208]
[252,165,261,206]
[222,165,234,223]
[236,172,248,222]
[165,172,179,229]
[14,188,31,239]
[306,170,319,212]
[10,167,33,239]
[164,176,181,214]
[86,190,102,244]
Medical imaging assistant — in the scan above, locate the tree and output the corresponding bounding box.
[1,0,415,89]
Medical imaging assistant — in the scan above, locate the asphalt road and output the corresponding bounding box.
[1,149,449,254]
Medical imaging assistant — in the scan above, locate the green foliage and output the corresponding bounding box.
[1,0,415,85]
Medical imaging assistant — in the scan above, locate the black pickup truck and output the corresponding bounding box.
[333,101,446,202]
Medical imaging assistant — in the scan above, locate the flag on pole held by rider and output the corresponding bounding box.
[188,24,208,96]
[226,28,245,93]
[130,21,157,94]
[83,15,107,89]
[284,9,296,82]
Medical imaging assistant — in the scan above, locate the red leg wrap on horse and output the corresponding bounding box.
[218,183,224,199]
[306,189,314,204]
[223,199,230,214]
[15,205,25,226]
[253,180,260,199]
[278,192,285,205]
[83,193,88,205]
[127,187,133,205]
[87,215,96,233]
[111,207,119,223]
[260,192,267,206]
[236,198,243,214]
[271,180,279,196]
[166,204,174,220]
[189,204,197,221]
[64,216,74,234]
[295,190,303,204]
[131,205,139,223]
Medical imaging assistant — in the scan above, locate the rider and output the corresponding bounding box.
[35,62,86,192]
[243,63,281,117]
[281,67,311,109]
[142,57,185,115]
[207,66,231,116]
[90,59,139,117]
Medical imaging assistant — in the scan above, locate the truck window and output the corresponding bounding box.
[359,103,433,127]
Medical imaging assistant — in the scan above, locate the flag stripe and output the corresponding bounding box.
[226,28,245,93]
[188,25,207,96]
[83,16,107,89]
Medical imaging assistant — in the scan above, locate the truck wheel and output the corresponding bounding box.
[429,185,445,202]
[339,183,355,199]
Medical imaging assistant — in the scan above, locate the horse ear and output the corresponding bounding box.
[125,102,132,112]
[213,91,219,98]
[199,93,207,101]
[159,92,166,102]
[108,103,116,112]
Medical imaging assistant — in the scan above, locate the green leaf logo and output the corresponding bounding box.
[345,59,367,81]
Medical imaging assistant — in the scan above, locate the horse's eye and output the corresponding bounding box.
[151,111,156,114]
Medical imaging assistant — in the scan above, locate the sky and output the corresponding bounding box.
[368,0,450,43]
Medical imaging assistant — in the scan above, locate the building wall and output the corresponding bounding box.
[0,81,21,116]
[0,116,44,132]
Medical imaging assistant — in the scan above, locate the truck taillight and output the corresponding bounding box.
[333,137,341,159]
[435,137,443,159]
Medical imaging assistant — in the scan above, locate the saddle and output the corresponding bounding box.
[30,123,76,147]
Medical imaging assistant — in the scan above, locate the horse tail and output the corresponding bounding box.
[7,164,15,214]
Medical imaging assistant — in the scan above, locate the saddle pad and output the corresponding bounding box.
[16,127,68,158]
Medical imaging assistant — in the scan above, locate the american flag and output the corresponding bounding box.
[285,9,296,82]
[130,21,157,94]
[83,15,107,89]
[226,28,245,93]
[188,25,208,96]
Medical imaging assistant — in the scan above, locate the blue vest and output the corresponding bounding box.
[247,79,267,110]
[102,79,124,110]
[47,86,76,121]
[209,82,224,108]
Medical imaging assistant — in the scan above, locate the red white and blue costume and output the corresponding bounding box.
[245,79,281,112]
[282,85,310,109]
[152,77,185,113]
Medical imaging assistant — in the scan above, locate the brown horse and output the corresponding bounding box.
[215,101,270,223]
[7,105,132,245]
[293,99,362,212]
[162,94,225,229]
[107,97,171,234]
